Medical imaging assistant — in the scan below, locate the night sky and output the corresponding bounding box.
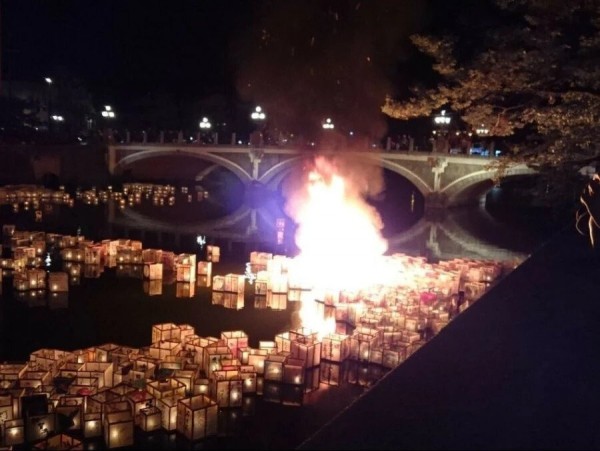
[1,0,498,134]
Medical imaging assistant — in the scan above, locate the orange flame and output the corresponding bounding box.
[287,156,392,336]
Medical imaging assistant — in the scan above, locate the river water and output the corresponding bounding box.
[0,171,573,449]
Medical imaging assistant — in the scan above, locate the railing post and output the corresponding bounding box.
[126,130,131,144]
[142,130,147,144]
[178,130,184,143]
[213,132,219,145]
[386,136,392,151]
[231,132,236,145]
[159,131,164,144]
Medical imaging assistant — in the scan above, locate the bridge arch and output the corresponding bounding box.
[259,152,432,198]
[442,164,537,206]
[114,148,254,184]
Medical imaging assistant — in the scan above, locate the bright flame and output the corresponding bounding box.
[287,156,394,337]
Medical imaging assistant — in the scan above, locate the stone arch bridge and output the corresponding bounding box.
[108,144,536,210]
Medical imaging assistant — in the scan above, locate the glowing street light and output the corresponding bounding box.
[433,110,451,125]
[101,105,116,118]
[322,118,335,130]
[44,77,53,84]
[251,106,266,121]
[199,117,212,129]
[476,124,489,135]
[51,115,64,122]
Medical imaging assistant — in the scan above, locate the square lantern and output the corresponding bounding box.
[197,260,212,278]
[176,395,218,441]
[224,274,245,294]
[203,345,233,379]
[173,370,195,395]
[83,412,102,438]
[193,378,210,396]
[139,406,162,432]
[212,275,225,291]
[291,337,321,368]
[146,378,186,400]
[176,253,196,273]
[240,366,257,394]
[212,370,243,408]
[178,324,195,343]
[127,389,155,419]
[152,323,180,343]
[142,248,163,264]
[48,272,68,293]
[321,333,350,363]
[176,264,194,283]
[206,245,220,263]
[26,269,46,290]
[148,340,181,361]
[349,332,380,362]
[274,332,292,354]
[264,355,287,382]
[103,410,134,449]
[143,263,163,280]
[282,358,305,385]
[80,362,113,389]
[96,343,120,363]
[156,395,183,431]
[13,273,29,291]
[221,330,248,359]
[4,418,25,446]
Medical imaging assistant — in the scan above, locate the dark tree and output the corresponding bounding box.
[382,0,600,204]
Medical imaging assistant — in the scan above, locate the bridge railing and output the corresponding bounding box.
[105,128,499,158]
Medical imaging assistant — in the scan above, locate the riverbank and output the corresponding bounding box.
[300,223,600,450]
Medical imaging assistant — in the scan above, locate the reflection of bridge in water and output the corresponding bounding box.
[107,201,529,263]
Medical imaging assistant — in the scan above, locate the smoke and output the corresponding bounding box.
[231,0,427,143]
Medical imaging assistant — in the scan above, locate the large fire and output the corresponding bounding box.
[285,156,394,336]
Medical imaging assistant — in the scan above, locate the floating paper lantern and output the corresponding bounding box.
[139,405,162,432]
[104,410,134,449]
[176,395,218,440]
[83,412,102,438]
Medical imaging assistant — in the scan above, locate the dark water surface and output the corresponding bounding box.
[0,174,571,450]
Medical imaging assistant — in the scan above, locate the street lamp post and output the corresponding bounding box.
[432,110,452,153]
[250,106,266,147]
[100,105,116,143]
[198,117,212,143]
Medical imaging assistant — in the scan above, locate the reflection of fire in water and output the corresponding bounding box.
[285,156,393,337]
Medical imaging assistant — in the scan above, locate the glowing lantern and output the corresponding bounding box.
[139,406,162,432]
[83,412,102,438]
[143,263,163,280]
[104,410,134,449]
[176,395,218,440]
